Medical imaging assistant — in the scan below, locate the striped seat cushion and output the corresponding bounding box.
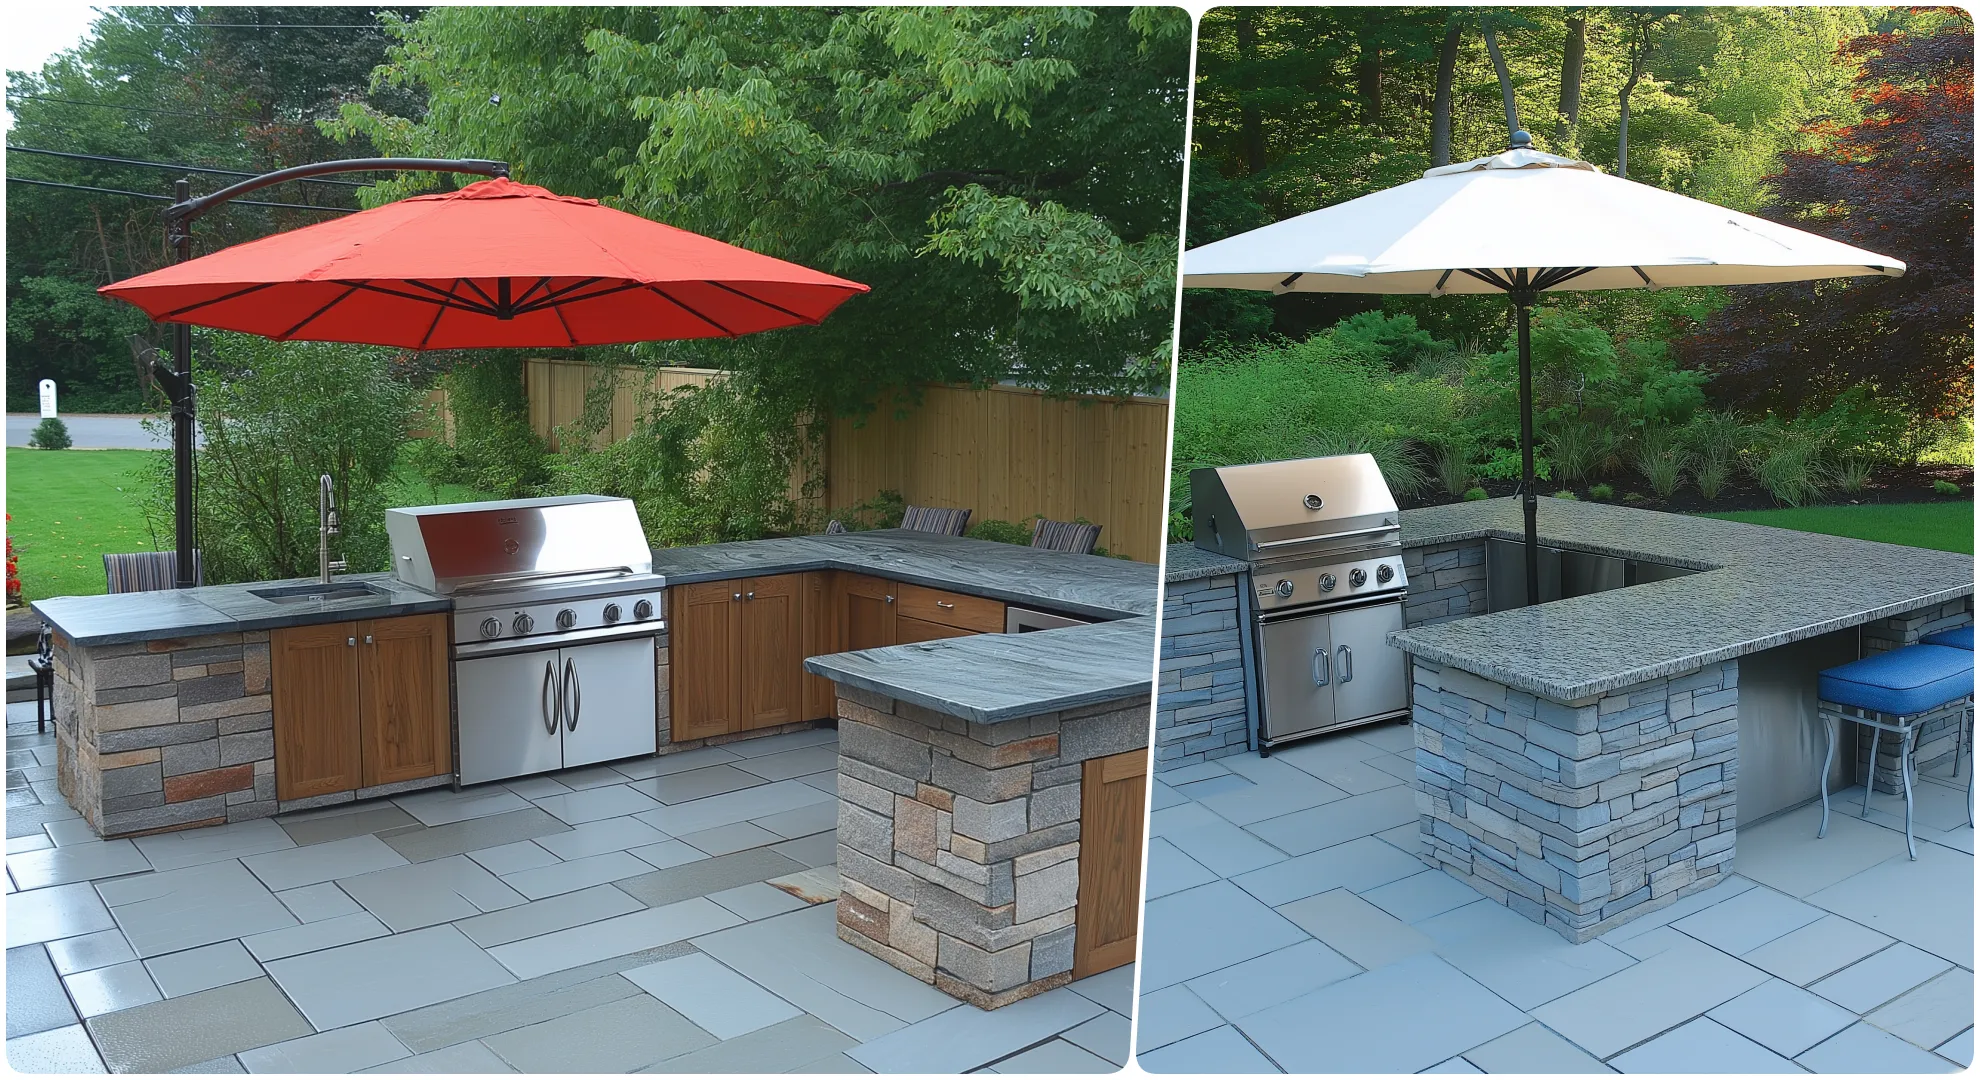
[1030,518,1102,554]
[1819,644,1974,717]
[823,519,848,535]
[901,505,971,537]
[103,551,201,593]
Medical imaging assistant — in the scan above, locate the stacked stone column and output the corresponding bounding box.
[1411,658,1739,943]
[1153,574,1248,770]
[831,685,1149,1008]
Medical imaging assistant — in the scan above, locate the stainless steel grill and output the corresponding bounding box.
[1191,455,1411,749]
[386,495,664,785]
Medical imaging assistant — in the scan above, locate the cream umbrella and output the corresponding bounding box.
[1182,131,1906,603]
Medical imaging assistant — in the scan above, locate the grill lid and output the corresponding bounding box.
[1190,454,1399,562]
[386,495,653,594]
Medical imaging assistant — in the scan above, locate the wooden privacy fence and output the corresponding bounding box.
[512,357,1170,563]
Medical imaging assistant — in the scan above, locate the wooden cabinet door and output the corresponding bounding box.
[272,621,363,801]
[357,613,452,787]
[801,571,839,721]
[739,574,804,731]
[839,573,897,652]
[895,616,975,644]
[674,580,742,741]
[1072,748,1148,979]
[895,584,1005,634]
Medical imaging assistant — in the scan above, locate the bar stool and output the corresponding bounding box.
[1922,626,1975,816]
[1818,643,1975,859]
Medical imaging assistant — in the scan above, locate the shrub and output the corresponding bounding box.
[1543,418,1615,487]
[1462,486,1489,502]
[1831,455,1874,495]
[27,417,71,450]
[411,356,550,498]
[1589,483,1614,500]
[1750,427,1830,507]
[966,518,1037,546]
[1303,428,1430,500]
[139,335,424,584]
[825,490,906,532]
[1553,489,1579,500]
[1684,410,1754,502]
[1934,479,1961,496]
[1328,311,1450,371]
[1424,435,1475,496]
[1632,426,1694,499]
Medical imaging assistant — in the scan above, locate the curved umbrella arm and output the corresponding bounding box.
[168,158,510,228]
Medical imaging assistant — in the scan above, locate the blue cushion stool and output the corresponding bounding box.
[1817,644,1975,859]
[1922,626,1974,651]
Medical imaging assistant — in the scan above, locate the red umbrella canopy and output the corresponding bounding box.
[99,178,868,349]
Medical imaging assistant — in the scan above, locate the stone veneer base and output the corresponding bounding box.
[830,684,1149,1008]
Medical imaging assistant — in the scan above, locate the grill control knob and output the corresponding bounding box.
[479,617,502,640]
[1275,579,1295,598]
[512,612,534,635]
[1349,568,1368,588]
[556,608,577,630]
[602,603,622,624]
[633,599,655,621]
[1376,563,1395,585]
[1318,573,1337,592]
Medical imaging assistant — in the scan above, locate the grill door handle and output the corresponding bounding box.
[564,658,580,731]
[1339,645,1353,684]
[1312,647,1331,687]
[541,659,559,735]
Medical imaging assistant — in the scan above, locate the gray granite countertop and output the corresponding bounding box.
[805,616,1156,725]
[1164,543,1251,584]
[34,574,450,647]
[1389,497,1974,701]
[650,530,1156,620]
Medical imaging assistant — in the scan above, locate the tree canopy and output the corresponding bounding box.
[328,6,1189,414]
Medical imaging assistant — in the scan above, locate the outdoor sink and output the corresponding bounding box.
[248,582,389,605]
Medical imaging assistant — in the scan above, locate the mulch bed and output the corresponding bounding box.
[1403,463,1974,513]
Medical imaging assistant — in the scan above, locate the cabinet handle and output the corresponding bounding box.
[364,635,374,645]
[884,594,895,604]
[347,637,356,647]
[1312,647,1331,687]
[564,658,580,731]
[936,601,956,610]
[746,591,755,600]
[1338,645,1354,684]
[541,659,559,735]
[733,593,742,601]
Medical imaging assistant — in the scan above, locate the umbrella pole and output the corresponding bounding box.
[1514,287,1539,606]
[170,179,197,589]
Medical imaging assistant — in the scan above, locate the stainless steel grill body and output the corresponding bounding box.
[385,495,664,785]
[1190,455,1411,749]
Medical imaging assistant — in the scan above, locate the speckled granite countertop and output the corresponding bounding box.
[650,529,1156,620]
[34,573,449,647]
[1164,543,1250,584]
[805,616,1155,725]
[1389,497,1974,701]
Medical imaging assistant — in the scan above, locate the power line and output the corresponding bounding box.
[7,146,371,187]
[6,176,356,214]
[7,94,266,123]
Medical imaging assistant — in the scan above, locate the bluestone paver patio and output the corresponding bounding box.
[1137,722,1973,1073]
[3,702,1129,1073]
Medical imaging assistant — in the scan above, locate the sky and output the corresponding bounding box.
[3,3,101,130]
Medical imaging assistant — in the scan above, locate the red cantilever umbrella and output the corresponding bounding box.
[100,177,868,349]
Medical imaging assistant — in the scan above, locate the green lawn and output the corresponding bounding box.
[1699,501,1974,555]
[7,445,497,601]
[7,448,162,600]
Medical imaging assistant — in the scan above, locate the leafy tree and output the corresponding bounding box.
[326,7,1188,415]
[1681,21,1974,420]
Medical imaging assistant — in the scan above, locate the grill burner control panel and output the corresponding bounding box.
[1254,555,1406,611]
[458,587,665,642]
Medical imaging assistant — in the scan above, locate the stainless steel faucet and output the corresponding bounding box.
[319,474,347,584]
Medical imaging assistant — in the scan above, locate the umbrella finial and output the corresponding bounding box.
[1509,130,1533,151]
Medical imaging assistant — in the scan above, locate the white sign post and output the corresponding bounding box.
[38,380,57,419]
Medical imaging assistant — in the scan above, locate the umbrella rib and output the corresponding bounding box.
[276,283,363,340]
[510,276,555,310]
[1458,268,1512,292]
[551,302,579,348]
[459,278,500,309]
[1542,267,1599,291]
[703,281,818,326]
[159,281,280,319]
[340,280,498,317]
[511,281,644,317]
[416,280,464,351]
[644,285,738,337]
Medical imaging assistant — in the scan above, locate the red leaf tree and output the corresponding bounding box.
[1681,20,1973,420]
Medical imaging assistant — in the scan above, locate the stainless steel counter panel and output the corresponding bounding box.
[1738,627,1862,825]
[1487,538,1561,611]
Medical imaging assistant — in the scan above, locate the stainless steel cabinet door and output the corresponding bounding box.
[455,652,564,785]
[1259,614,1335,742]
[559,636,658,769]
[1329,602,1408,726]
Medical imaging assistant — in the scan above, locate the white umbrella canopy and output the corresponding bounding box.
[1183,140,1906,295]
[1181,132,1906,605]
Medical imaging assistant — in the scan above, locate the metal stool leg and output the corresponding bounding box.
[1818,712,1836,839]
[1902,723,1918,860]
[1862,724,1879,819]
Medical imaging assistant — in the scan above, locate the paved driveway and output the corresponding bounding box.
[2,713,1132,1073]
[6,415,188,450]
[1136,723,1973,1074]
